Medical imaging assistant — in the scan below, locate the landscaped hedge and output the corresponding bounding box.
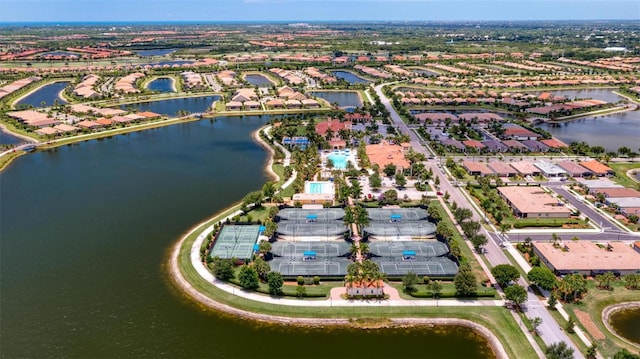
[513,219,579,228]
[409,287,497,299]
[256,286,327,298]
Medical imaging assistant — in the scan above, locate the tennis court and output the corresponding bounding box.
[209,225,260,260]
[363,221,436,238]
[368,241,449,257]
[277,208,345,222]
[277,222,347,237]
[269,257,351,277]
[366,208,429,222]
[270,241,351,258]
[372,257,458,277]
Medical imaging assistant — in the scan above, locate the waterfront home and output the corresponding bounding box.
[225,101,243,111]
[53,124,80,134]
[244,101,261,110]
[534,161,567,178]
[137,111,162,119]
[540,138,567,150]
[0,76,41,100]
[231,88,258,102]
[265,99,285,109]
[284,99,302,109]
[579,160,614,177]
[73,74,101,99]
[502,124,540,141]
[76,120,103,130]
[35,127,60,136]
[301,99,320,108]
[556,161,593,178]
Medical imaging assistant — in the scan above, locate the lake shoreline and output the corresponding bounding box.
[166,211,508,359]
[165,122,508,359]
[602,302,640,348]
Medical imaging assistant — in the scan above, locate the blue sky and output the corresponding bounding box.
[0,0,638,22]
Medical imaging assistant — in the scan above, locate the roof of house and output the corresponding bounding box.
[533,241,640,272]
[540,139,568,148]
[557,161,592,175]
[534,161,567,175]
[365,141,410,170]
[592,188,640,198]
[498,186,571,215]
[488,161,516,175]
[462,161,493,175]
[462,140,485,149]
[508,161,538,176]
[579,160,613,175]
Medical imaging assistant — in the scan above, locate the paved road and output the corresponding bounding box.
[375,82,585,358]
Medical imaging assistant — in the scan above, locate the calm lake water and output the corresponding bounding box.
[311,91,362,107]
[245,74,273,87]
[538,110,640,151]
[610,307,640,345]
[16,81,69,108]
[120,95,220,116]
[0,116,494,358]
[147,77,175,93]
[332,71,370,84]
[0,129,23,146]
[412,69,439,77]
[532,88,623,103]
[136,49,177,57]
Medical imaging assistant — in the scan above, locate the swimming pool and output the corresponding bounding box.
[327,154,349,169]
[305,181,335,194]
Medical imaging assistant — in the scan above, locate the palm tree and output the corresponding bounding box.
[350,180,362,203]
[359,242,370,259]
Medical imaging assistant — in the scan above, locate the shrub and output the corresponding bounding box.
[313,276,320,285]
[297,276,304,285]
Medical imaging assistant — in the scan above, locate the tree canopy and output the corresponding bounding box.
[527,267,558,291]
[491,264,520,287]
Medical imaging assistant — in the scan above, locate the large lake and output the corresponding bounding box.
[0,116,493,358]
[538,110,640,151]
[120,95,220,116]
[16,81,69,108]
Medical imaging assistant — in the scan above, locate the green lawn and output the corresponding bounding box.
[387,281,497,300]
[609,162,640,189]
[560,281,640,358]
[175,208,537,359]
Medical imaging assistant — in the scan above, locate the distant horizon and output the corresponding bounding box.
[1,0,638,23]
